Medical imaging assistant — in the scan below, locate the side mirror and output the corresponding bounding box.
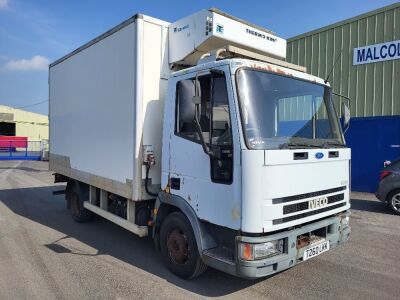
[333,92,351,134]
[341,102,350,133]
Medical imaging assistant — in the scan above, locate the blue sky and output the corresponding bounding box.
[0,0,398,115]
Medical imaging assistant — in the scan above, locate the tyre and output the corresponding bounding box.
[160,212,207,279]
[68,190,93,222]
[387,189,400,216]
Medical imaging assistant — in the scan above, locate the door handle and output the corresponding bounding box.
[170,178,181,190]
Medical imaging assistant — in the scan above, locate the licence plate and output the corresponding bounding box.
[303,240,330,261]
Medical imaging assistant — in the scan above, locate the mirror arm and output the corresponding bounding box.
[194,117,211,155]
[332,92,351,103]
[194,117,221,159]
[193,73,210,156]
[193,71,222,159]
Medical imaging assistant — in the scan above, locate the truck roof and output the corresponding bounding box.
[49,13,169,68]
[50,8,285,68]
[172,58,328,86]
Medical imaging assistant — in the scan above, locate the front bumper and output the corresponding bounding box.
[235,211,351,279]
[201,211,350,279]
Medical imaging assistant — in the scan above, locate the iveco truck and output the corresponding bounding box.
[49,8,351,279]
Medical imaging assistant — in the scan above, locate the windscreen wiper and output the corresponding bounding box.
[279,142,321,149]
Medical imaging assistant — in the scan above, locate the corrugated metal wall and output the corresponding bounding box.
[287,3,400,118]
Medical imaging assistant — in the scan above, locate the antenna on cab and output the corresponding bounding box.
[325,49,343,84]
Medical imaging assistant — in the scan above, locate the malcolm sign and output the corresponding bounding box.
[353,40,400,65]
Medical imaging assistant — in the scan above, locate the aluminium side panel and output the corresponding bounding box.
[49,21,137,199]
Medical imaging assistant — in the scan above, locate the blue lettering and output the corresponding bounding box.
[373,47,379,59]
[388,44,396,57]
[366,48,373,60]
[355,41,400,65]
[357,49,366,62]
[380,45,388,58]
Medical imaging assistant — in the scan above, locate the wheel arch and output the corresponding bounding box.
[153,192,217,254]
[386,188,400,215]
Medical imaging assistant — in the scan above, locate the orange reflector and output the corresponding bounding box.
[241,243,254,261]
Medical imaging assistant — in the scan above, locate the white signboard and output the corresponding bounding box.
[353,40,400,65]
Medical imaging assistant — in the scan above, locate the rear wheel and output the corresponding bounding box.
[68,189,93,222]
[387,189,400,216]
[160,212,207,279]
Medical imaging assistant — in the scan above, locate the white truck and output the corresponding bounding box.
[49,8,351,279]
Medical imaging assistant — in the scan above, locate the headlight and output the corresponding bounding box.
[239,239,285,261]
[341,215,350,227]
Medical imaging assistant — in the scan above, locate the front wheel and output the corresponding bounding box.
[387,189,400,215]
[160,212,207,279]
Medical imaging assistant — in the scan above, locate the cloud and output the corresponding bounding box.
[3,55,50,71]
[0,0,9,10]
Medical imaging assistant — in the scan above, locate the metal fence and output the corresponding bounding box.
[0,140,49,160]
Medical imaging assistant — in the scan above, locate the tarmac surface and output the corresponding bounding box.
[0,160,399,300]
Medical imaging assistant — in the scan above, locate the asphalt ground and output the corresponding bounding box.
[0,160,399,300]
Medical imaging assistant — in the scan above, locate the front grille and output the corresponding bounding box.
[283,193,344,215]
[272,186,346,204]
[273,202,347,225]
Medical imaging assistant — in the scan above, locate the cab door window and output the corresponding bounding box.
[175,71,233,184]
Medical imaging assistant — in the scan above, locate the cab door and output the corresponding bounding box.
[165,66,241,230]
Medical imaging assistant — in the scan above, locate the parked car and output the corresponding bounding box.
[376,159,400,215]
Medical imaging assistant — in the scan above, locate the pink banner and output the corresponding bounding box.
[0,136,28,148]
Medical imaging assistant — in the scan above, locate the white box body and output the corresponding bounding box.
[49,15,170,200]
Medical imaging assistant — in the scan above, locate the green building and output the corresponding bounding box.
[287,3,400,192]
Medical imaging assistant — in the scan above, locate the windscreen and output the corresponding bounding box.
[236,69,344,150]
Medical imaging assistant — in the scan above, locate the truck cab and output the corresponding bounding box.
[156,55,351,278]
